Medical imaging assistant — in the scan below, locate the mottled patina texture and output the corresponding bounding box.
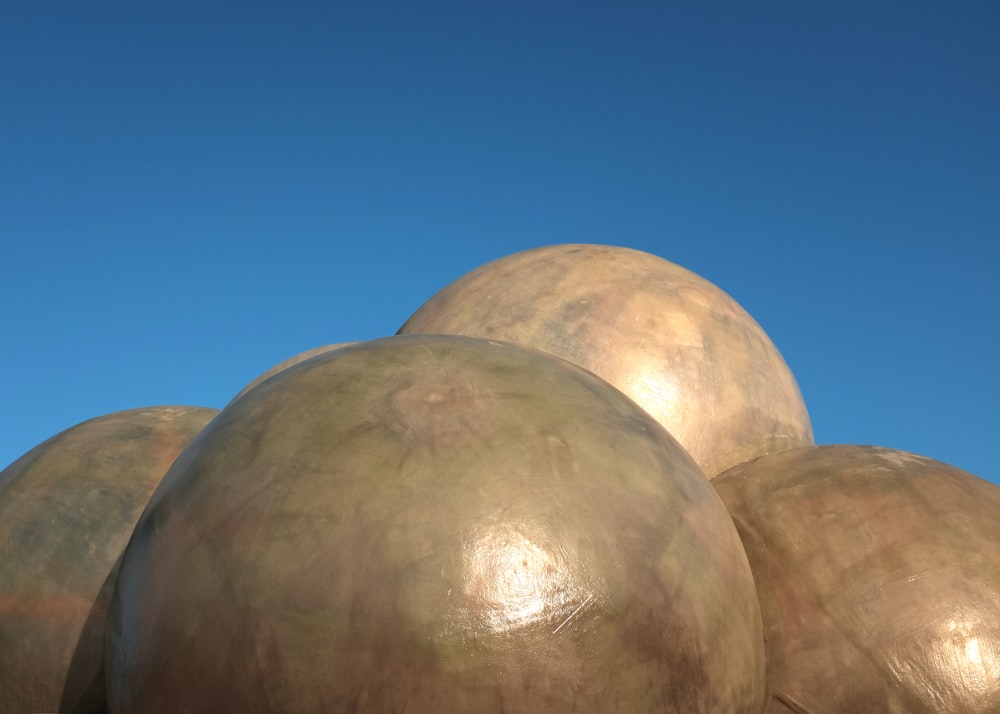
[714,445,1000,713]
[108,335,766,714]
[398,244,812,478]
[0,405,217,714]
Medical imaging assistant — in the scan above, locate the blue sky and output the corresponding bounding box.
[3,2,998,483]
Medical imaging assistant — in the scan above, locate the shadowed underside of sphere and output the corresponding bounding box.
[0,405,218,714]
[108,334,766,714]
[713,445,1000,713]
[397,243,813,478]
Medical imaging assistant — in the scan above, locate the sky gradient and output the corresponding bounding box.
[3,2,998,482]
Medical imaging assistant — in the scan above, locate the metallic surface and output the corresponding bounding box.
[0,405,218,714]
[398,244,812,478]
[713,445,1000,713]
[227,341,359,405]
[108,334,766,713]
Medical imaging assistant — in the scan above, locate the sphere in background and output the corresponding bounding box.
[0,406,218,714]
[398,244,812,478]
[108,335,766,714]
[227,342,359,405]
[713,445,1000,713]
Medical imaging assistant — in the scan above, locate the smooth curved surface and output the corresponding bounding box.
[227,341,359,405]
[108,335,766,713]
[0,406,218,714]
[714,445,1000,713]
[399,244,812,477]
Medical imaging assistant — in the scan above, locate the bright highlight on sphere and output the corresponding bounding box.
[713,444,1000,713]
[107,334,766,714]
[398,243,813,478]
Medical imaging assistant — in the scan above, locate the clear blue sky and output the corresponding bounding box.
[3,2,998,483]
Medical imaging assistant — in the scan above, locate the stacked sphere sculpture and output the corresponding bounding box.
[2,243,995,713]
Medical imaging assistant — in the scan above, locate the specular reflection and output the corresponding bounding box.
[892,614,1000,707]
[625,368,680,430]
[449,523,601,637]
[937,618,1000,696]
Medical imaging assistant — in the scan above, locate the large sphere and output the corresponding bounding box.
[713,445,1000,713]
[0,405,218,714]
[108,335,766,713]
[398,244,812,478]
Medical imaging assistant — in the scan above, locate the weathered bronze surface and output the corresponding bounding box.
[0,406,217,714]
[398,244,812,478]
[228,341,359,405]
[713,445,1000,713]
[107,335,766,713]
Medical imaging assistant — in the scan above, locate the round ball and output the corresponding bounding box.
[0,405,218,714]
[713,445,1000,713]
[228,342,360,405]
[398,244,812,478]
[108,335,766,713]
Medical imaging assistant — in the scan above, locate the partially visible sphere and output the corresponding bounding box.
[398,244,812,478]
[227,341,359,405]
[108,335,766,714]
[0,406,218,714]
[713,445,1000,713]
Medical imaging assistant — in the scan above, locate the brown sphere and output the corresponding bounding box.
[228,341,360,405]
[713,445,1000,713]
[398,244,812,478]
[108,335,766,714]
[0,406,218,714]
